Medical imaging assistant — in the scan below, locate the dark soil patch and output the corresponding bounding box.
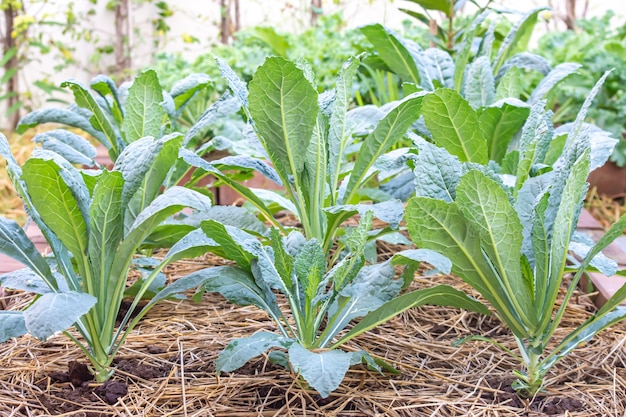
[483,377,584,415]
[36,356,171,415]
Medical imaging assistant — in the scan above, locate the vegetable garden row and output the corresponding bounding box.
[1,6,625,415]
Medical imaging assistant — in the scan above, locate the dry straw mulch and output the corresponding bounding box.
[1,252,625,417]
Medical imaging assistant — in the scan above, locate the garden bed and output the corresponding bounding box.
[1,253,624,416]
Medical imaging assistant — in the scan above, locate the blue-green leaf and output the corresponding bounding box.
[288,343,353,398]
[217,331,293,373]
[0,312,27,342]
[23,292,96,340]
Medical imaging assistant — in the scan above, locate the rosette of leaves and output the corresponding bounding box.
[404,72,626,396]
[191,211,488,398]
[0,133,218,382]
[184,55,429,253]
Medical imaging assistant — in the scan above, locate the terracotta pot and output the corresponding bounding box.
[587,161,626,197]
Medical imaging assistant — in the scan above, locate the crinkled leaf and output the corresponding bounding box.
[411,135,462,202]
[17,108,108,146]
[33,129,97,167]
[422,48,454,89]
[464,56,495,109]
[122,69,165,142]
[496,52,551,82]
[184,93,241,146]
[529,63,581,105]
[493,8,547,74]
[248,57,318,183]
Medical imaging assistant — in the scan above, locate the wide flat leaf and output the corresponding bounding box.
[21,158,88,258]
[422,89,488,164]
[122,69,165,142]
[23,291,96,340]
[456,170,535,328]
[0,312,27,342]
[335,284,490,347]
[61,79,120,155]
[288,343,353,398]
[464,56,495,109]
[406,196,528,338]
[479,99,530,163]
[360,24,420,85]
[248,57,318,184]
[344,93,424,201]
[217,331,292,373]
[16,108,108,145]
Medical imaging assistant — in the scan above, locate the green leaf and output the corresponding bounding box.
[88,170,124,308]
[360,24,420,85]
[406,196,528,338]
[496,52,551,82]
[122,69,165,142]
[61,79,120,156]
[23,292,96,340]
[183,93,241,145]
[404,0,452,16]
[201,265,284,326]
[422,89,488,164]
[170,73,211,112]
[493,8,547,74]
[345,93,424,201]
[17,108,108,145]
[529,63,581,105]
[248,57,318,185]
[90,74,124,125]
[329,57,361,201]
[495,66,524,101]
[0,218,53,284]
[21,158,88,258]
[334,284,489,347]
[0,312,27,342]
[412,135,462,202]
[249,27,290,56]
[200,219,257,270]
[33,129,97,167]
[217,331,292,373]
[464,56,495,109]
[122,134,182,233]
[455,170,535,328]
[479,99,530,163]
[422,49,455,89]
[288,343,353,398]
